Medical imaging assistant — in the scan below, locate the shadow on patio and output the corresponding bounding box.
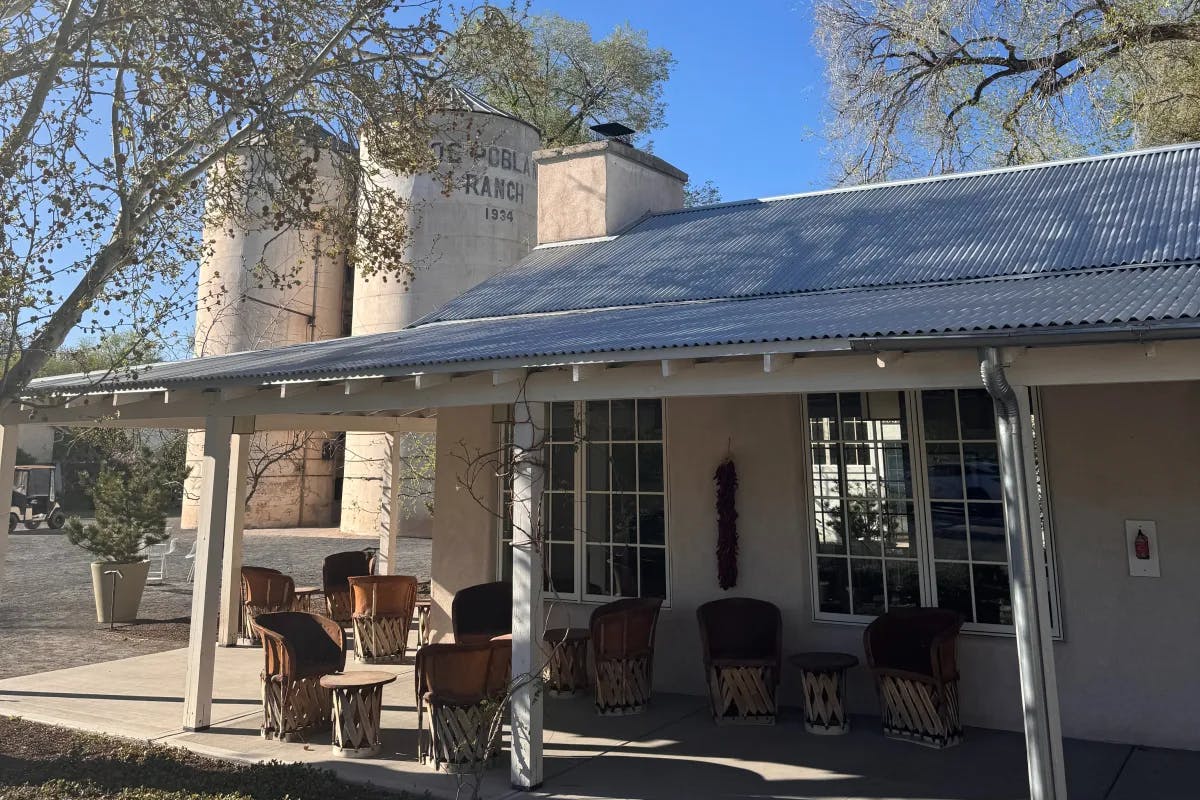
[0,645,1193,800]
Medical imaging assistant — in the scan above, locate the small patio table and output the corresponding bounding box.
[542,627,590,697]
[789,651,858,735]
[415,599,432,646]
[320,670,397,758]
[294,586,323,615]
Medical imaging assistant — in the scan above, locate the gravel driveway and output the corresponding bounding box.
[0,520,431,679]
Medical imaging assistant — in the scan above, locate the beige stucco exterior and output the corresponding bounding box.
[429,381,1200,751]
[533,140,687,244]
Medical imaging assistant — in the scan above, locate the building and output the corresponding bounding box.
[12,137,1200,799]
[181,91,539,534]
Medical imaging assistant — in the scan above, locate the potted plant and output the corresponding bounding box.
[65,446,184,623]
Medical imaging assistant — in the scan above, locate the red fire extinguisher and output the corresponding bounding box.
[1134,529,1151,560]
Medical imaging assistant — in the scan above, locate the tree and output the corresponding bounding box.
[64,444,187,561]
[684,179,722,208]
[0,0,522,409]
[454,11,674,146]
[815,0,1200,181]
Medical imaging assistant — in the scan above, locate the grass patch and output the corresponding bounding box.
[0,716,412,799]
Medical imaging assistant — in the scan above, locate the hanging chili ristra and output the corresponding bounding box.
[714,457,738,590]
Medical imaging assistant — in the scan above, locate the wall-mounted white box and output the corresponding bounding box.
[1125,519,1160,578]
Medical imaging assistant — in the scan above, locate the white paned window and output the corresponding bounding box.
[498,399,668,603]
[804,389,1061,635]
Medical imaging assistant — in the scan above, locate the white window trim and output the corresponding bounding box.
[495,400,672,607]
[802,389,1063,638]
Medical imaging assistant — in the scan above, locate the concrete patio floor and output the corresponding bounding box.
[0,645,1195,800]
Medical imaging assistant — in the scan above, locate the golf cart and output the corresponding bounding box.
[10,465,66,532]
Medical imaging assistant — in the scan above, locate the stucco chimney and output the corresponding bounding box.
[533,140,688,245]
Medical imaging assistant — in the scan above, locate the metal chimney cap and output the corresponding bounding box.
[590,122,637,139]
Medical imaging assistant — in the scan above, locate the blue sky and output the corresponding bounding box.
[532,0,828,201]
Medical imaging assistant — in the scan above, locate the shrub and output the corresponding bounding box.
[65,446,188,563]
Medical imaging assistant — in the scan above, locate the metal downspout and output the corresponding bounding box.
[980,347,1068,800]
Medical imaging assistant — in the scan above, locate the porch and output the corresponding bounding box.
[0,644,1184,800]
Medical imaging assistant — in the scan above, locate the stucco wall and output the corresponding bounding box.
[428,383,1200,750]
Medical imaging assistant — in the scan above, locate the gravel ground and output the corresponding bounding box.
[0,520,431,679]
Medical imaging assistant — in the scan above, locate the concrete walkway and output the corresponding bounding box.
[0,645,1194,799]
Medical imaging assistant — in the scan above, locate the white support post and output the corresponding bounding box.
[0,424,18,600]
[510,399,545,791]
[217,419,252,646]
[379,432,403,576]
[981,349,1067,800]
[183,415,234,731]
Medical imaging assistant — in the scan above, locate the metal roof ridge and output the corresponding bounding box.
[645,140,1200,219]
[532,234,619,250]
[408,260,1200,331]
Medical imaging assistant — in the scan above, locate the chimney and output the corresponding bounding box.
[533,138,688,245]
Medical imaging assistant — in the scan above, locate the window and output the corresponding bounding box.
[805,389,1058,634]
[498,399,668,602]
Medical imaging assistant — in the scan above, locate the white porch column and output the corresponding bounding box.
[218,418,253,646]
[378,432,403,576]
[981,349,1067,800]
[0,424,19,600]
[183,415,234,730]
[510,399,545,791]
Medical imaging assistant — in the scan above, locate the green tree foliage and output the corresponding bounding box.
[64,445,188,562]
[815,0,1200,181]
[454,11,674,146]
[684,179,722,208]
[0,0,522,408]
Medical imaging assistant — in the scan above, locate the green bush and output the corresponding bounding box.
[64,446,187,563]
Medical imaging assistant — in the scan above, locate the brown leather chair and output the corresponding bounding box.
[240,566,296,646]
[451,581,512,644]
[348,574,418,664]
[322,550,372,627]
[697,597,782,724]
[254,611,346,741]
[415,639,512,771]
[865,607,964,748]
[590,597,663,715]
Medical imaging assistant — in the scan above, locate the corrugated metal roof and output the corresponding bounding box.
[424,143,1200,323]
[29,263,1200,393]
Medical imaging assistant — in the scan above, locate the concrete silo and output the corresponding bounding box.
[340,89,540,537]
[181,132,352,530]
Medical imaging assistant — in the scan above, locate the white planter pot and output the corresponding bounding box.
[90,560,151,623]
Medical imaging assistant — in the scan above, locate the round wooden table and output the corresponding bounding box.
[789,652,858,735]
[542,627,590,697]
[319,671,397,758]
[294,586,323,615]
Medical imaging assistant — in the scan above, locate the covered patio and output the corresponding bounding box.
[0,643,1183,800]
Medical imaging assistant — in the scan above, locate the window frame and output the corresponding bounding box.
[802,389,1063,637]
[495,399,671,606]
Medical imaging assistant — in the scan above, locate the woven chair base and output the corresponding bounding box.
[352,615,411,664]
[416,604,431,647]
[800,668,850,734]
[707,665,777,725]
[877,675,962,749]
[326,590,353,628]
[595,656,651,715]
[261,675,332,742]
[422,702,503,773]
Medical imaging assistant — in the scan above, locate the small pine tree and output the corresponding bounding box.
[65,446,186,563]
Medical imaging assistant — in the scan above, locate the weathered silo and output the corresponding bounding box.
[340,89,539,537]
[181,129,353,530]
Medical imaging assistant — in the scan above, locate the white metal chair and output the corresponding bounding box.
[184,540,197,583]
[143,540,177,583]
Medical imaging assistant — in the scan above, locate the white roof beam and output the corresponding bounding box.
[415,373,450,390]
[874,351,905,368]
[572,363,607,382]
[661,359,694,377]
[763,353,795,373]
